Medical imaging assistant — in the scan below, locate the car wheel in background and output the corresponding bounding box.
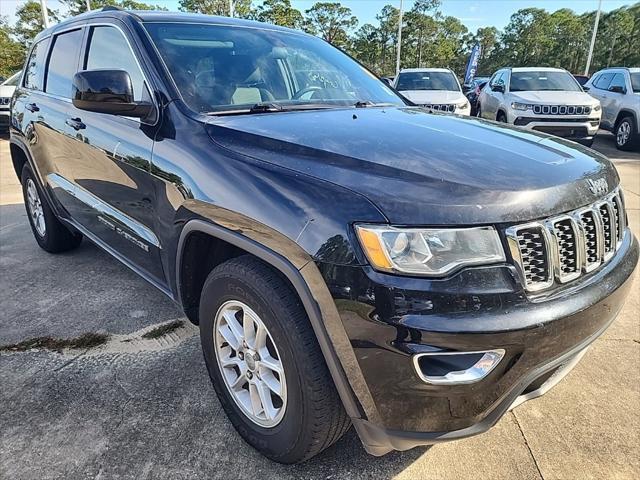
[615,116,639,151]
[21,165,82,253]
[497,111,507,123]
[198,255,351,464]
[476,104,482,118]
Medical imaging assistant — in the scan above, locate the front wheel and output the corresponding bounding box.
[199,256,350,463]
[615,116,639,151]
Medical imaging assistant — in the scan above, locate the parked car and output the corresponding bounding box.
[10,9,638,464]
[393,67,471,115]
[0,71,20,131]
[463,76,490,116]
[478,67,601,146]
[573,74,590,86]
[584,67,640,151]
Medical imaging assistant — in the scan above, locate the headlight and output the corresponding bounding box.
[355,225,505,276]
[456,100,470,109]
[511,102,531,111]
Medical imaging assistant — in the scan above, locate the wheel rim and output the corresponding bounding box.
[617,121,631,146]
[26,179,46,237]
[214,300,287,428]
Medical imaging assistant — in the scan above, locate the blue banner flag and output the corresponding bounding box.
[463,44,482,85]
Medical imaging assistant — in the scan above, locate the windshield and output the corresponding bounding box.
[509,71,582,92]
[396,71,460,92]
[631,73,640,93]
[144,23,403,113]
[1,72,20,86]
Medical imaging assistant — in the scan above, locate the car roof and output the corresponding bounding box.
[510,67,568,73]
[399,68,453,73]
[593,67,639,74]
[34,8,297,42]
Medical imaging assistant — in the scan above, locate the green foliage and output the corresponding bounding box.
[255,0,303,29]
[14,0,59,44]
[0,17,25,78]
[304,2,358,48]
[62,0,168,16]
[178,0,253,18]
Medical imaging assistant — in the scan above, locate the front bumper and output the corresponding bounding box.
[318,230,638,455]
[511,115,600,143]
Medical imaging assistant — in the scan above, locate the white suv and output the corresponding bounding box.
[394,68,470,115]
[585,67,640,151]
[478,67,601,146]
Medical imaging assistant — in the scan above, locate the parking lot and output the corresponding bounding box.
[0,131,638,479]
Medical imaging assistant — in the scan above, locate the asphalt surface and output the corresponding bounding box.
[1,131,639,479]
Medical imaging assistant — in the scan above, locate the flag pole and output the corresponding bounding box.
[39,0,50,28]
[395,0,404,78]
[584,0,602,75]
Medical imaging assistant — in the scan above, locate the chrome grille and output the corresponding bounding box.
[532,104,591,115]
[506,189,627,292]
[422,103,456,113]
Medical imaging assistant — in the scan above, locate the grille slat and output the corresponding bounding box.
[421,103,456,113]
[507,189,626,292]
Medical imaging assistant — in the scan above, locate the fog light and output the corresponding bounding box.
[413,349,505,385]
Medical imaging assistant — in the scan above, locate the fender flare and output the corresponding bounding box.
[175,219,371,424]
[615,109,638,132]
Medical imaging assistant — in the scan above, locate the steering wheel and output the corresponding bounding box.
[292,86,323,100]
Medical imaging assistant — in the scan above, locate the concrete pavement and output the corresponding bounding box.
[1,132,638,479]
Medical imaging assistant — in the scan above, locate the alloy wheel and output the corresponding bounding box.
[26,179,46,237]
[214,300,287,427]
[617,121,631,147]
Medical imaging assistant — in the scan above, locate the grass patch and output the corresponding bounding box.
[141,320,185,340]
[0,332,109,353]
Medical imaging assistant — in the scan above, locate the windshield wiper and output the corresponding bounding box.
[207,102,339,116]
[354,101,397,108]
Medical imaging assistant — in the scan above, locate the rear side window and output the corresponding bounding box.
[85,26,147,102]
[23,38,50,91]
[45,29,83,98]
[593,72,614,90]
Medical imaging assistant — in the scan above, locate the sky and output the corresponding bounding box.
[0,0,634,32]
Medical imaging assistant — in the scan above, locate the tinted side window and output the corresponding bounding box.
[45,29,83,98]
[593,72,614,90]
[609,73,626,92]
[23,38,50,91]
[85,26,146,101]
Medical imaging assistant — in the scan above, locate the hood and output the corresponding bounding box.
[398,90,465,105]
[511,90,597,105]
[205,107,618,225]
[0,85,15,98]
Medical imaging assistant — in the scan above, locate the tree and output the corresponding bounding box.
[178,0,253,18]
[62,0,167,16]
[350,23,381,72]
[14,0,59,44]
[255,0,304,29]
[0,17,25,78]
[304,2,358,48]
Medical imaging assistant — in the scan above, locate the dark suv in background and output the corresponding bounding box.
[9,9,638,464]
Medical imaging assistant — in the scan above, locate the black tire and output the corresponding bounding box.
[199,255,350,464]
[476,104,482,118]
[615,115,639,151]
[21,164,82,253]
[496,111,507,123]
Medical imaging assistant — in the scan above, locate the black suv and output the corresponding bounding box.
[9,10,638,464]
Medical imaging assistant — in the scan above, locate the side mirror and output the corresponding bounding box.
[72,69,153,118]
[381,77,393,87]
[609,85,626,94]
[582,86,590,92]
[493,84,505,93]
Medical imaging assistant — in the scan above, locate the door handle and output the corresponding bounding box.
[66,117,86,130]
[25,103,39,112]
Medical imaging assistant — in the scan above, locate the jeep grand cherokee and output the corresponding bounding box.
[9,9,638,464]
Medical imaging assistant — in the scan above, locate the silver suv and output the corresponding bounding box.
[478,67,601,146]
[585,67,640,151]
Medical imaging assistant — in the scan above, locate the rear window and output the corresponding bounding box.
[45,29,83,98]
[396,71,460,92]
[23,38,50,91]
[509,71,581,92]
